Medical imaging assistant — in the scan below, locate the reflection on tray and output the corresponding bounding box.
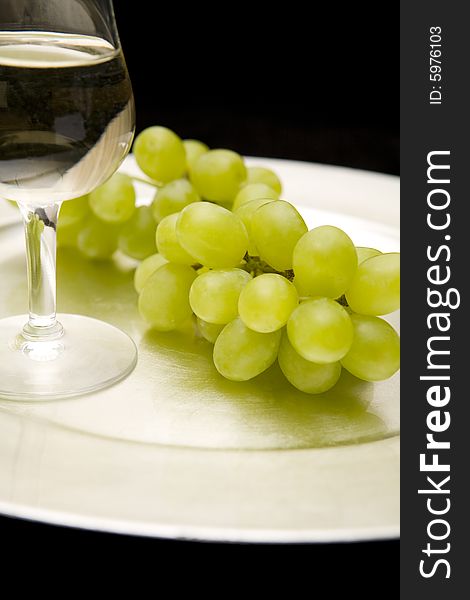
[0,228,399,451]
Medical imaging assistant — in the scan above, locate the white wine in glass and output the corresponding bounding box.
[0,1,138,400]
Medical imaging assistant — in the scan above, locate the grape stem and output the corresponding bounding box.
[240,255,351,309]
[241,254,295,281]
[336,295,349,307]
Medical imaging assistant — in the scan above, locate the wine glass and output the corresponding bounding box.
[0,0,137,400]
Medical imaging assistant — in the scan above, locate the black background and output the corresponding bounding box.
[114,3,399,176]
[1,2,399,592]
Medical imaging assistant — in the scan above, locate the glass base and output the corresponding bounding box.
[0,314,137,401]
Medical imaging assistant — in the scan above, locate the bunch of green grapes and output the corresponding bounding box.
[57,172,157,261]
[59,125,400,394]
[56,126,280,263]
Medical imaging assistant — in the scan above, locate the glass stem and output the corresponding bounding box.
[19,203,63,341]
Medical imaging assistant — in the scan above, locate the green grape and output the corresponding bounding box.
[151,179,200,223]
[134,253,168,294]
[77,216,120,260]
[213,318,281,381]
[341,314,400,381]
[356,246,381,264]
[197,318,225,344]
[232,183,279,211]
[234,198,275,255]
[287,297,353,364]
[345,252,400,315]
[156,213,196,265]
[216,200,235,212]
[293,226,357,298]
[118,206,157,260]
[138,263,196,331]
[59,195,90,227]
[175,314,197,336]
[57,197,89,248]
[57,219,83,248]
[251,200,307,271]
[238,273,298,333]
[176,202,248,268]
[245,166,282,195]
[89,173,136,224]
[189,268,252,324]
[183,139,209,173]
[190,149,247,204]
[278,334,342,394]
[134,126,186,183]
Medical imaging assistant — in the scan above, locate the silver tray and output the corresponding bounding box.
[0,156,400,542]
